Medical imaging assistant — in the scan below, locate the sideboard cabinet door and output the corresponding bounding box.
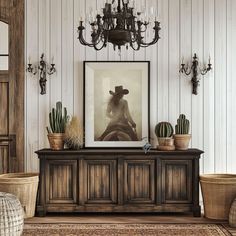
[45,160,78,204]
[124,160,155,204]
[161,160,192,203]
[83,160,117,204]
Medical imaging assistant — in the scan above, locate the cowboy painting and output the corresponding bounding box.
[98,86,138,141]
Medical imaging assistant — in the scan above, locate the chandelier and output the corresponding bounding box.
[77,0,161,51]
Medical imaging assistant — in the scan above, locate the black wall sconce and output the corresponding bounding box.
[27,54,56,95]
[179,53,212,95]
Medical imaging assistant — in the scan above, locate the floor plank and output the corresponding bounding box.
[25,213,225,224]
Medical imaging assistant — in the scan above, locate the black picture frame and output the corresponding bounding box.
[83,61,150,148]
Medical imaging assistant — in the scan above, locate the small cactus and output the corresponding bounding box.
[46,101,69,133]
[155,122,173,138]
[175,114,190,134]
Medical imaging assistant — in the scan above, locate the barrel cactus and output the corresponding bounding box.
[155,122,174,138]
[46,101,69,134]
[175,114,190,134]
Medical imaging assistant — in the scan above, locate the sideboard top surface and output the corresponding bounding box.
[35,148,204,157]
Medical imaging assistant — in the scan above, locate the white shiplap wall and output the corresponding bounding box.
[25,0,236,173]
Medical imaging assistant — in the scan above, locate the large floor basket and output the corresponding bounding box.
[200,174,236,220]
[0,173,39,218]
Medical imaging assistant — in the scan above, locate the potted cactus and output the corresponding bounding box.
[46,101,69,150]
[155,122,175,151]
[174,114,191,150]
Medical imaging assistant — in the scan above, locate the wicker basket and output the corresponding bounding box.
[0,192,24,236]
[229,198,236,227]
[200,174,236,220]
[0,173,39,218]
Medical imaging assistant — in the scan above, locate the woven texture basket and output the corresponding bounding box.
[229,198,236,227]
[0,173,39,218]
[200,174,236,220]
[0,192,24,236]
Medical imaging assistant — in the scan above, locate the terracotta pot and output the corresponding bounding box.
[157,138,175,151]
[174,134,191,150]
[157,137,174,146]
[47,133,65,150]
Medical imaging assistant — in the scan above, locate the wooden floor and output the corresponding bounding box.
[25,213,223,224]
[25,213,236,234]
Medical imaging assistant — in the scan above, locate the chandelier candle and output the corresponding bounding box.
[77,0,161,51]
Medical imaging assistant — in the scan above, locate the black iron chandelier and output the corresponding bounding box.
[77,0,161,51]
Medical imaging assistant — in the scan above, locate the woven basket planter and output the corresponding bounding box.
[0,192,24,236]
[0,173,39,218]
[200,174,236,220]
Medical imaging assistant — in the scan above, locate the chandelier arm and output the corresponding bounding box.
[140,36,159,47]
[78,26,97,47]
[130,40,141,51]
[79,33,95,47]
[139,26,161,46]
[93,38,107,51]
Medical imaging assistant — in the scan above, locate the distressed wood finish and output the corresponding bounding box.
[124,160,155,204]
[162,160,192,203]
[0,78,9,135]
[84,159,117,204]
[36,149,203,217]
[0,145,9,173]
[45,160,77,204]
[0,0,24,173]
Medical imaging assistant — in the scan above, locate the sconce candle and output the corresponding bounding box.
[27,54,56,95]
[179,53,212,95]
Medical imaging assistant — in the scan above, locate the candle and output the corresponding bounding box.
[208,55,211,64]
[51,56,54,64]
[181,57,184,64]
[28,56,31,64]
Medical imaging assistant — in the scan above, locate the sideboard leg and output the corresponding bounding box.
[36,206,46,217]
[193,206,201,217]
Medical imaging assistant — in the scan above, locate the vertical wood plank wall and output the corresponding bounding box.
[25,0,236,173]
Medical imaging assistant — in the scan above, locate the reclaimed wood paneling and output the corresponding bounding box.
[0,145,9,173]
[0,81,9,135]
[0,0,24,172]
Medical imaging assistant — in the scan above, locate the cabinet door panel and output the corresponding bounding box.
[46,160,77,204]
[162,160,192,203]
[124,160,155,203]
[84,160,117,204]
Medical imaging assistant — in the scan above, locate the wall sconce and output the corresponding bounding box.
[27,53,56,95]
[179,53,212,95]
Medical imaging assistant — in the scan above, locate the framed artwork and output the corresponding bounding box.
[83,61,150,148]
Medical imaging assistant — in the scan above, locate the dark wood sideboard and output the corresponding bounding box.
[35,149,203,217]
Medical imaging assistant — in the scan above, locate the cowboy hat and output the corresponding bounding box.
[109,86,129,96]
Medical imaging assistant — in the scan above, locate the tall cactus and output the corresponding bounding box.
[175,114,190,134]
[155,122,173,138]
[46,101,69,133]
